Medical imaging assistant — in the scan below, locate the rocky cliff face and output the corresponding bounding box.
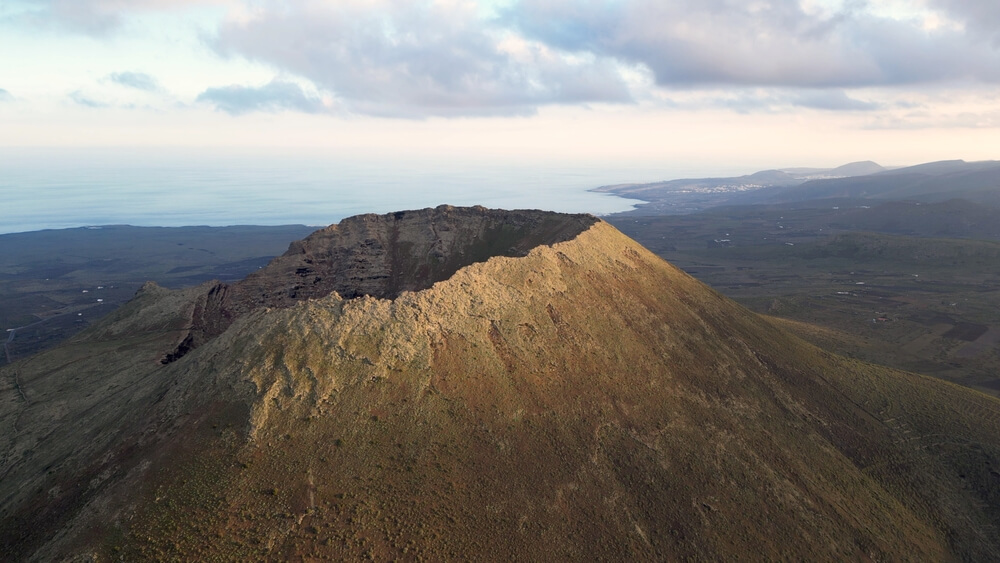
[233,205,596,303]
[171,206,598,358]
[2,207,999,561]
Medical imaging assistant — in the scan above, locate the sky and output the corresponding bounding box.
[2,0,999,171]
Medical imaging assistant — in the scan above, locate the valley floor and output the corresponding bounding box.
[608,210,1000,397]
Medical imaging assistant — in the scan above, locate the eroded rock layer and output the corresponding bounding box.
[171,206,597,359]
[233,205,597,304]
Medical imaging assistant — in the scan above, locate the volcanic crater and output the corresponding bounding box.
[168,205,597,361]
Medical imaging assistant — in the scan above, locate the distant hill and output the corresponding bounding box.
[878,159,1000,176]
[595,161,886,214]
[597,159,1000,214]
[829,160,885,176]
[2,206,999,560]
[735,160,1000,206]
[745,169,799,183]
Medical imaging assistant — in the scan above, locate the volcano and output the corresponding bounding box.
[2,205,999,560]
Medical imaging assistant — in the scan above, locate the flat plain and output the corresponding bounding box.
[0,225,315,362]
[608,202,1000,397]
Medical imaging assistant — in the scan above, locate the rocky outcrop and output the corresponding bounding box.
[230,205,596,305]
[164,206,597,361]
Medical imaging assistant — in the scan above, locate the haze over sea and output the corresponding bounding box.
[1,149,742,236]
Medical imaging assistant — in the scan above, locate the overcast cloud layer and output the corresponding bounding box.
[210,0,1000,116]
[11,0,225,35]
[507,0,1000,87]
[5,0,1000,120]
[930,0,1000,45]
[211,1,633,117]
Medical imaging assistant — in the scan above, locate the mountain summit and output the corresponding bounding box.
[2,206,998,560]
[169,206,597,359]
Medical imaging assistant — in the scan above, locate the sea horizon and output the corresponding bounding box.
[0,148,761,236]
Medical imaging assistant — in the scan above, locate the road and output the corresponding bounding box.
[3,302,104,365]
[4,328,14,364]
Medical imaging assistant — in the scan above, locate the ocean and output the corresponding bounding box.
[0,149,717,235]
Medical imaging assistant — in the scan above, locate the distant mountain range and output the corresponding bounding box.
[737,160,1000,207]
[781,161,888,178]
[599,159,1000,214]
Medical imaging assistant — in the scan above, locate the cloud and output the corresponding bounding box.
[505,0,1000,88]
[196,79,327,115]
[9,0,227,35]
[108,71,161,92]
[201,0,1000,119]
[210,0,632,117]
[69,90,108,108]
[865,109,1000,130]
[13,0,1000,121]
[0,88,11,102]
[929,0,1000,45]
[690,88,882,114]
[47,0,121,34]
[790,90,881,111]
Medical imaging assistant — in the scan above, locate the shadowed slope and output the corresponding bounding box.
[1,210,999,561]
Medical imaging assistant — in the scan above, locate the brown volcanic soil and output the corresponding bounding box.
[1,207,999,561]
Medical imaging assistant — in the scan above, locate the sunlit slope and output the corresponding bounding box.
[2,216,998,561]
